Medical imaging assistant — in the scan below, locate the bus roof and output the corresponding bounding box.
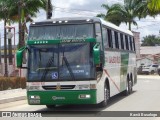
[100,18,133,36]
[32,17,133,36]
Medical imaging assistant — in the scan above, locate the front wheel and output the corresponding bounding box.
[99,84,110,107]
[46,105,56,109]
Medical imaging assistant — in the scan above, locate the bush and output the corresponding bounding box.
[0,77,26,91]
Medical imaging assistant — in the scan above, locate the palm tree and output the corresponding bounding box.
[8,0,53,48]
[147,0,160,15]
[0,0,14,76]
[0,0,53,76]
[97,0,146,30]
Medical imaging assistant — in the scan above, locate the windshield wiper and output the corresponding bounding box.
[41,56,54,81]
[62,56,75,81]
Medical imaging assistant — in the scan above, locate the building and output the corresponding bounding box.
[136,57,154,67]
[132,31,141,58]
[140,46,160,65]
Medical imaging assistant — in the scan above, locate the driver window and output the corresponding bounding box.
[95,23,103,50]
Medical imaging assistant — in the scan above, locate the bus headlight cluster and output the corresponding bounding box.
[79,94,91,99]
[78,85,90,90]
[78,84,96,90]
[27,86,41,91]
[30,95,40,99]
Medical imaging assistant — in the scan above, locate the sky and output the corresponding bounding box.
[0,0,160,45]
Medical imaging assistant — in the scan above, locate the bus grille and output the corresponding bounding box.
[42,85,75,90]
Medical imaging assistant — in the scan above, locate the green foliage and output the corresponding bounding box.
[147,0,160,15]
[141,35,160,46]
[97,0,147,30]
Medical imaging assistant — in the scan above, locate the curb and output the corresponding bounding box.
[0,96,26,104]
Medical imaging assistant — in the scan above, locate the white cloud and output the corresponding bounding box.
[0,0,160,45]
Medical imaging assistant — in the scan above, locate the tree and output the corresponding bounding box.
[0,0,15,76]
[147,0,160,15]
[0,0,53,76]
[97,0,147,30]
[141,35,160,46]
[9,0,53,48]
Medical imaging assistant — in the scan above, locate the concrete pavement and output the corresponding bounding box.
[0,88,26,104]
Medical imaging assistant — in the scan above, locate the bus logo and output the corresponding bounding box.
[56,83,61,90]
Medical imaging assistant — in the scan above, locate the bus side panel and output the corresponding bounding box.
[104,51,121,97]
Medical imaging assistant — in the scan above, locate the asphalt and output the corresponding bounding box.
[0,88,26,104]
[0,75,159,104]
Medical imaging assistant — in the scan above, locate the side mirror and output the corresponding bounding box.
[16,46,27,68]
[93,43,100,65]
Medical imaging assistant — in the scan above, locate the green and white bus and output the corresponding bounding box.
[16,17,137,108]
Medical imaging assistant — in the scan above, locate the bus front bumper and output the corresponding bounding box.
[27,90,97,105]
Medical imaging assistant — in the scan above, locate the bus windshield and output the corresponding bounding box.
[28,43,95,81]
[28,24,94,40]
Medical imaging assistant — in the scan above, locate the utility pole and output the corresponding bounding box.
[4,19,8,77]
[46,0,52,19]
[18,0,22,48]
[8,21,13,65]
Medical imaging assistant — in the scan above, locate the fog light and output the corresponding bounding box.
[79,94,91,99]
[30,95,40,99]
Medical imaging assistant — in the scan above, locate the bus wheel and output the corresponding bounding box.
[99,84,109,107]
[124,79,132,96]
[46,105,56,109]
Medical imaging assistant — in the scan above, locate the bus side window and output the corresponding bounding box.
[133,37,136,51]
[123,34,126,50]
[102,27,108,48]
[125,35,129,50]
[120,33,124,49]
[114,31,119,49]
[107,29,113,48]
[118,33,121,49]
[112,30,116,49]
[128,36,131,51]
[95,23,103,50]
[129,36,133,51]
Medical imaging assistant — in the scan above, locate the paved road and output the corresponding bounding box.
[0,75,160,119]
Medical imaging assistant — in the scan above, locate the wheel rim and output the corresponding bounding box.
[104,86,107,102]
[128,81,132,93]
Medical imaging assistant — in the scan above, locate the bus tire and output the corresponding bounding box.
[99,84,109,107]
[124,78,132,96]
[46,105,56,109]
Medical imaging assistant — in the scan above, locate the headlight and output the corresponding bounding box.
[78,84,96,90]
[79,94,91,99]
[27,86,41,91]
[29,95,40,99]
[78,85,90,90]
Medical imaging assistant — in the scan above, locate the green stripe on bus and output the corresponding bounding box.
[27,38,96,45]
[120,53,129,91]
[27,90,97,105]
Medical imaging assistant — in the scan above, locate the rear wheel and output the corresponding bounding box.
[124,78,132,96]
[99,84,110,107]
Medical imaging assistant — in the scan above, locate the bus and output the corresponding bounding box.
[16,17,137,108]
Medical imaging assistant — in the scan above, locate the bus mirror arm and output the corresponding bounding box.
[93,43,101,65]
[16,46,27,68]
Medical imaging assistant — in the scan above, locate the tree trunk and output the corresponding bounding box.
[128,22,131,30]
[4,19,8,77]
[8,21,13,65]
